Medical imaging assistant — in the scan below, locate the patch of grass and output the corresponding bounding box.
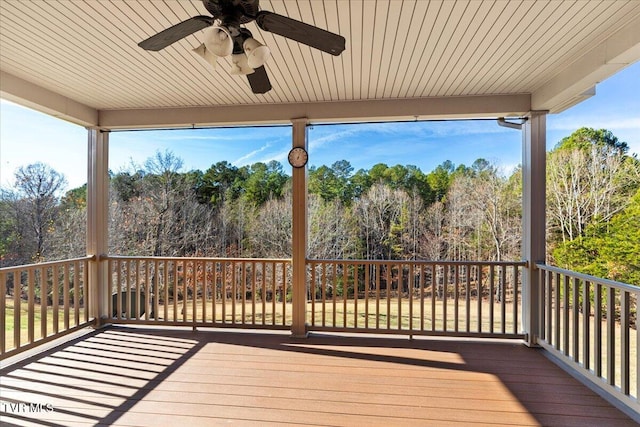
[4,296,87,351]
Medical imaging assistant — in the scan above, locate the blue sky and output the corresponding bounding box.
[1,61,639,190]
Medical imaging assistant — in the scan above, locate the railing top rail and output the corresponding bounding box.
[105,255,292,263]
[0,256,95,273]
[307,259,527,267]
[536,262,639,293]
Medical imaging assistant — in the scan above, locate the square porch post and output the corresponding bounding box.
[87,128,109,327]
[291,118,308,337]
[522,111,547,346]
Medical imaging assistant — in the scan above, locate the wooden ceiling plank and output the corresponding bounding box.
[468,0,553,95]
[373,0,405,99]
[349,0,364,100]
[418,0,469,98]
[302,0,334,100]
[434,0,497,97]
[0,42,120,108]
[273,1,321,102]
[512,2,637,94]
[288,2,325,102]
[360,0,377,99]
[70,0,209,107]
[446,0,521,96]
[368,0,393,98]
[427,0,488,97]
[0,1,130,108]
[251,1,299,103]
[391,1,442,98]
[322,0,347,101]
[489,0,599,94]
[453,0,528,96]
[383,0,418,98]
[401,0,454,99]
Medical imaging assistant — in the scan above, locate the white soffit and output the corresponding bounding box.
[1,0,639,129]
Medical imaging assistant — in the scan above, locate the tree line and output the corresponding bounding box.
[1,128,638,285]
[547,128,640,285]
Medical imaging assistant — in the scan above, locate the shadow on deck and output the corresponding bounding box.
[0,326,636,426]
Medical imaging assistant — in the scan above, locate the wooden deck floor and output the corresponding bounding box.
[0,326,636,426]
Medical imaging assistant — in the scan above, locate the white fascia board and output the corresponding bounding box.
[0,71,98,127]
[532,14,640,113]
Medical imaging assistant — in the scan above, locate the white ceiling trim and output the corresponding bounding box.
[98,94,531,129]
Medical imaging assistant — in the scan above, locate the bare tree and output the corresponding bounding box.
[248,193,291,257]
[355,183,408,260]
[421,200,447,260]
[469,167,521,261]
[109,150,221,257]
[49,204,86,260]
[6,163,67,262]
[141,150,184,256]
[548,144,640,243]
[308,195,358,260]
[394,187,425,260]
[445,176,477,261]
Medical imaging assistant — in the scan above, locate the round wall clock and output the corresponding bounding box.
[288,147,308,168]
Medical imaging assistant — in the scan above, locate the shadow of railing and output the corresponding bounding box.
[0,328,204,426]
[0,327,636,426]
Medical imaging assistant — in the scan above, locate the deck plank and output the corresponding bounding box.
[1,327,636,426]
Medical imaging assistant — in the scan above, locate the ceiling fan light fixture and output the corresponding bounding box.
[243,37,271,69]
[204,25,233,57]
[230,53,255,75]
[138,1,346,94]
[192,43,218,69]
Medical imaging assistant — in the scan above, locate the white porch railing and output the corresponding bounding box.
[106,256,292,329]
[4,256,639,418]
[0,257,93,359]
[107,257,525,338]
[536,263,639,411]
[307,259,526,337]
[2,257,528,360]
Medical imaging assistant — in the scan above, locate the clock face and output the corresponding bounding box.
[288,147,308,168]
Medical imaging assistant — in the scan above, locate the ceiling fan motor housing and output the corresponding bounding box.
[203,0,260,25]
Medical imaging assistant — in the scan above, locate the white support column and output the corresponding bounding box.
[522,111,547,347]
[291,118,308,337]
[87,128,109,327]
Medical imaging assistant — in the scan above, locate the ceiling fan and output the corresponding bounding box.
[138,0,346,94]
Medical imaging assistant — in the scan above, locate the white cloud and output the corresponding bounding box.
[309,126,363,150]
[548,115,640,132]
[234,142,273,164]
[155,134,239,142]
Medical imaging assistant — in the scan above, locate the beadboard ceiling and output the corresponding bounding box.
[1,0,639,128]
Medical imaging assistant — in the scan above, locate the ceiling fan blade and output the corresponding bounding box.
[247,66,272,94]
[139,16,214,51]
[256,11,345,56]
